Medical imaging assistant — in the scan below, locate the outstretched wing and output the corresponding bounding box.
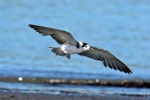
[29,24,78,45]
[79,46,132,74]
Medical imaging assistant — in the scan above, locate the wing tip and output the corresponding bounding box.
[29,24,39,29]
[28,24,34,28]
[28,24,37,30]
[28,24,44,35]
[121,64,133,74]
[118,65,132,74]
[125,70,132,74]
[119,66,132,74]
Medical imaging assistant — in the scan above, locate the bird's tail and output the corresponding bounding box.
[48,47,71,59]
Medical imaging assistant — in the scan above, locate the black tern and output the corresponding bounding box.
[29,24,132,74]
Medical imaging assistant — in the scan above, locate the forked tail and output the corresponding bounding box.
[49,47,71,59]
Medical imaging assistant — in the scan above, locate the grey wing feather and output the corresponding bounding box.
[79,46,132,74]
[29,24,77,45]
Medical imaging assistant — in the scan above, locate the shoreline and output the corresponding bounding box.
[0,77,149,100]
[0,77,150,88]
[0,91,149,100]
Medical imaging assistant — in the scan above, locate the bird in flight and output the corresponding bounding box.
[29,24,132,74]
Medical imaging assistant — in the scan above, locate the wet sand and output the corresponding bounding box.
[0,91,149,100]
[0,77,149,100]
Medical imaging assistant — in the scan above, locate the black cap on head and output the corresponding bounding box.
[82,42,88,47]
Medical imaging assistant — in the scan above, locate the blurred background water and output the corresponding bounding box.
[0,0,150,95]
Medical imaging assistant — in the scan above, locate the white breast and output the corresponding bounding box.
[61,44,85,54]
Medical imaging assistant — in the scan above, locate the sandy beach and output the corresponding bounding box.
[0,91,149,100]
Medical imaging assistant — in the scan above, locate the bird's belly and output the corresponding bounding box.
[61,45,84,54]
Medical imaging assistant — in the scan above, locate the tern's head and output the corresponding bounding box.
[79,42,91,50]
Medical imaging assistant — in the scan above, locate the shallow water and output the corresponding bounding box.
[0,82,150,96]
[0,0,150,95]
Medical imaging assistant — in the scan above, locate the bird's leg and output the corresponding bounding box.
[66,54,71,59]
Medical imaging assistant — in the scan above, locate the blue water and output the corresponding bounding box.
[0,82,150,96]
[0,0,150,95]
